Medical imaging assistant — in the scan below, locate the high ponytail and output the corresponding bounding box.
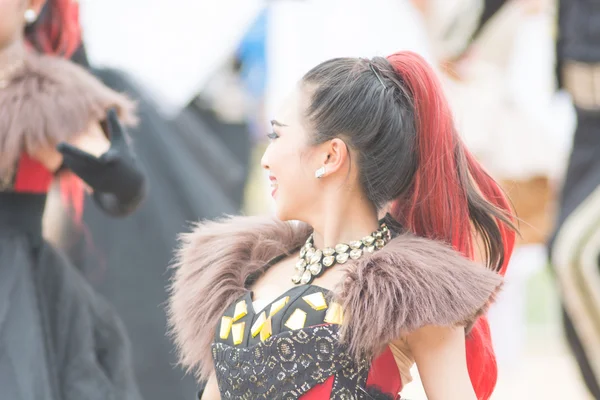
[302,51,515,398]
[386,51,515,399]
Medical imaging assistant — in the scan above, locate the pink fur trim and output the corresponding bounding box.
[335,233,503,361]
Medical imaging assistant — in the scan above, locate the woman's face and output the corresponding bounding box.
[261,87,328,222]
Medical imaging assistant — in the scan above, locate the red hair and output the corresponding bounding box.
[26,0,85,221]
[387,51,515,399]
[28,0,81,57]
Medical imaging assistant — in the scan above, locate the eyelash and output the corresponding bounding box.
[267,132,279,140]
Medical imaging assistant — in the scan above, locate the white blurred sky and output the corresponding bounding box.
[78,0,431,116]
[79,0,264,115]
[78,0,573,176]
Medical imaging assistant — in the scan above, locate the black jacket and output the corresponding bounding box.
[557,0,600,64]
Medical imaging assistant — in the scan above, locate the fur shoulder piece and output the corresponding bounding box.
[335,233,502,361]
[167,215,311,380]
[0,51,137,173]
[167,216,502,381]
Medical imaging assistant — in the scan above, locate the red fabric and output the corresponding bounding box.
[366,346,402,396]
[300,376,334,399]
[13,153,53,193]
[299,346,401,399]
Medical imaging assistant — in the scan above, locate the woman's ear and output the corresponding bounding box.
[321,138,349,176]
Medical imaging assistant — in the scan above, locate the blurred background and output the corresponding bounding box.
[47,0,598,398]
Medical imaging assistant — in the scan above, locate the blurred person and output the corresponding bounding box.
[168,51,516,399]
[413,0,571,379]
[436,0,600,397]
[35,2,239,400]
[188,56,253,210]
[415,0,558,247]
[0,0,146,398]
[550,0,600,398]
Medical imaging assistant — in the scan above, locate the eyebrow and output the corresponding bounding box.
[270,120,288,127]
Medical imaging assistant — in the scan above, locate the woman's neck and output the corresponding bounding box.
[0,39,26,85]
[309,194,380,249]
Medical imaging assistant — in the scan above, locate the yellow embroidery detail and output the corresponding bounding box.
[302,292,328,311]
[231,322,246,345]
[269,296,290,317]
[219,316,233,340]
[251,312,267,338]
[260,317,272,342]
[284,309,307,330]
[233,300,248,322]
[324,302,344,325]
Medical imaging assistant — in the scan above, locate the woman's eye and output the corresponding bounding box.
[266,132,279,140]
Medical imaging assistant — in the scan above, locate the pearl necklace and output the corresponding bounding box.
[292,223,390,285]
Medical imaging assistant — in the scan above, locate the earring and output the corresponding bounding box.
[24,9,37,24]
[315,166,326,179]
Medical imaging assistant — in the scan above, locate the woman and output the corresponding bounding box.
[0,0,145,398]
[168,52,515,399]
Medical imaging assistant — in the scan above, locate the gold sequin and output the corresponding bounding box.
[269,296,290,316]
[336,253,349,264]
[300,246,307,258]
[219,316,233,340]
[295,259,307,271]
[335,243,349,253]
[260,317,272,341]
[302,292,328,311]
[231,322,246,345]
[293,222,389,286]
[291,274,302,284]
[309,250,323,264]
[251,312,267,338]
[322,256,335,267]
[322,247,335,257]
[233,300,248,322]
[300,270,312,284]
[349,248,363,260]
[324,302,344,325]
[284,309,307,330]
[349,240,362,249]
[308,263,322,275]
[212,324,371,398]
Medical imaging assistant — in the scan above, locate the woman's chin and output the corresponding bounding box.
[273,200,294,221]
[274,207,289,221]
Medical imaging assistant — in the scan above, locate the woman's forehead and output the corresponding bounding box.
[275,87,309,125]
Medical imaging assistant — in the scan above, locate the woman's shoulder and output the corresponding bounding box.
[0,51,135,175]
[167,215,311,380]
[172,215,311,282]
[333,232,503,361]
